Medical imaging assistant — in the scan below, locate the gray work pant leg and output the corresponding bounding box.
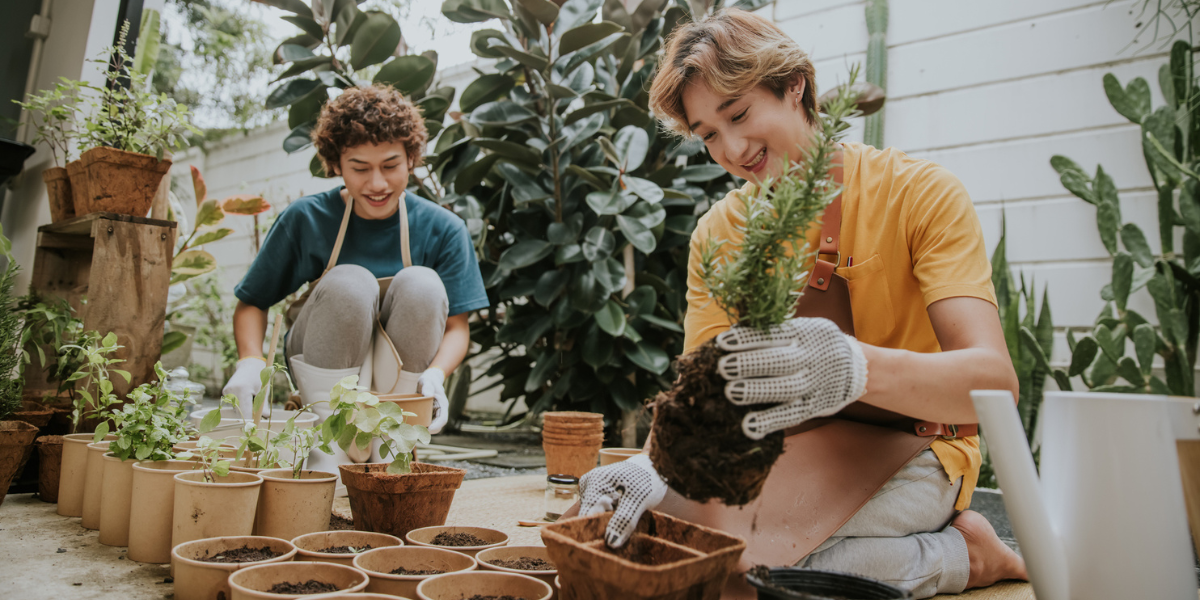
[379,266,448,374]
[286,264,378,370]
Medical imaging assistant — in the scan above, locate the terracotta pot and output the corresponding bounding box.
[255,469,338,540]
[476,545,558,597]
[542,442,600,478]
[57,433,98,516]
[42,166,75,222]
[352,545,476,598]
[98,453,136,546]
[405,526,508,558]
[65,159,90,216]
[171,535,297,600]
[599,448,642,466]
[541,510,747,600]
[35,435,63,502]
[11,401,54,428]
[416,570,552,600]
[228,561,369,599]
[292,530,402,566]
[376,394,434,428]
[127,459,201,563]
[81,440,114,528]
[172,471,264,549]
[0,421,39,505]
[339,463,465,538]
[78,146,171,217]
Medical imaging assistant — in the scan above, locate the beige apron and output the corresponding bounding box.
[285,193,418,394]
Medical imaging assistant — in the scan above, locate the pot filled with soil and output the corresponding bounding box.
[171,535,298,600]
[42,166,75,222]
[352,545,477,598]
[0,421,39,504]
[405,526,508,558]
[35,435,63,502]
[256,469,338,540]
[415,570,552,600]
[376,393,434,428]
[227,561,369,599]
[128,459,201,563]
[98,452,136,546]
[78,146,171,217]
[57,433,103,516]
[11,401,54,428]
[172,470,264,549]
[339,462,465,538]
[65,159,90,216]
[541,510,746,600]
[744,566,912,600]
[307,594,398,599]
[80,439,114,529]
[476,545,557,596]
[292,530,402,566]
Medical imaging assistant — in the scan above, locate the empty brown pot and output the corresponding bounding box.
[542,442,600,479]
[128,459,201,563]
[256,469,338,540]
[172,471,264,549]
[416,570,552,600]
[376,394,434,428]
[98,453,136,546]
[42,166,75,223]
[11,401,54,428]
[339,463,465,539]
[35,435,63,502]
[599,448,642,466]
[0,421,39,505]
[292,530,402,566]
[57,433,102,516]
[405,526,508,558]
[476,545,558,597]
[353,545,477,599]
[81,440,113,529]
[171,535,297,600]
[228,561,369,599]
[78,146,171,217]
[65,159,90,216]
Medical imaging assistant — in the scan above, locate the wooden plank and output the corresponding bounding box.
[888,0,1108,46]
[36,232,95,251]
[39,211,176,237]
[776,2,868,63]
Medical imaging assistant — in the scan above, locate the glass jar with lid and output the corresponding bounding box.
[545,474,579,521]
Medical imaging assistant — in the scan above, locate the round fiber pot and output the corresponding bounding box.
[405,526,508,558]
[353,546,477,599]
[171,535,297,600]
[98,453,136,546]
[12,401,54,428]
[172,471,264,549]
[599,448,642,466]
[81,440,113,529]
[127,459,201,563]
[57,433,98,516]
[78,146,171,216]
[376,394,434,428]
[0,421,39,505]
[228,561,368,599]
[744,567,913,600]
[35,435,63,502]
[292,530,402,566]
[542,442,600,479]
[476,545,557,595]
[65,159,90,216]
[416,570,552,600]
[541,433,604,446]
[307,594,398,599]
[339,463,465,538]
[256,469,338,540]
[42,166,75,222]
[542,411,603,423]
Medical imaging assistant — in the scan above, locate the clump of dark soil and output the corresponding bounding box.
[316,545,372,554]
[389,566,446,575]
[464,596,528,600]
[195,545,281,563]
[649,338,785,505]
[602,535,697,566]
[430,532,489,547]
[487,556,555,571]
[328,513,354,530]
[266,580,338,594]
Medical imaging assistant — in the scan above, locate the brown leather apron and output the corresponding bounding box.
[657,189,977,599]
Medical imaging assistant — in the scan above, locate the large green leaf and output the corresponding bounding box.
[276,43,316,63]
[499,240,554,270]
[613,126,649,172]
[472,138,542,166]
[594,300,626,336]
[283,122,314,153]
[443,0,511,23]
[680,164,727,182]
[617,214,656,253]
[266,78,322,109]
[460,74,516,112]
[470,29,509,58]
[470,101,538,126]
[172,250,217,280]
[1120,223,1153,268]
[548,213,584,244]
[1067,335,1098,377]
[258,0,311,15]
[194,199,225,228]
[559,21,626,55]
[624,341,669,374]
[1103,74,1151,124]
[623,176,663,203]
[335,2,365,45]
[593,257,626,293]
[586,187,636,215]
[582,323,613,368]
[565,98,633,124]
[454,154,500,193]
[625,201,665,228]
[188,228,233,247]
[1049,155,1095,204]
[557,0,603,31]
[581,226,615,261]
[517,0,559,25]
[535,269,571,306]
[349,11,402,70]
[374,55,436,95]
[492,44,550,70]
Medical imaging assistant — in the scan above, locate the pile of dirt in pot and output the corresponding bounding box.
[390,566,446,575]
[195,546,282,563]
[316,545,372,554]
[431,532,489,546]
[464,596,528,600]
[648,339,785,505]
[487,557,555,571]
[267,580,338,594]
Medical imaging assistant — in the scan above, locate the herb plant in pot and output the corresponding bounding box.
[13,78,83,222]
[171,434,264,549]
[171,535,298,600]
[58,332,126,525]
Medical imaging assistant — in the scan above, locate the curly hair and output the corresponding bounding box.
[311,84,428,175]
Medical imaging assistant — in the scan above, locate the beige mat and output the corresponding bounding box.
[336,474,1033,598]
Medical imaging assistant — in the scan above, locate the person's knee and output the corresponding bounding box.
[313,264,379,312]
[388,266,448,316]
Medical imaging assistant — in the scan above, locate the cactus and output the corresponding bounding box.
[863,0,888,148]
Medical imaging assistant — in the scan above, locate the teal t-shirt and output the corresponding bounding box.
[234,186,489,316]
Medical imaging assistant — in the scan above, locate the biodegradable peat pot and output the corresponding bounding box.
[65,159,90,215]
[416,570,552,600]
[98,453,136,546]
[58,433,100,516]
[42,166,75,222]
[292,531,402,566]
[81,440,114,528]
[542,442,600,479]
[541,510,746,600]
[0,421,39,504]
[12,401,54,428]
[405,526,508,558]
[35,435,63,502]
[376,394,434,428]
[128,459,201,563]
[256,469,338,540]
[476,545,558,596]
[228,561,369,599]
[171,535,298,600]
[599,448,642,466]
[352,545,477,599]
[307,594,402,599]
[172,471,264,549]
[744,567,912,600]
[339,463,465,538]
[78,146,171,216]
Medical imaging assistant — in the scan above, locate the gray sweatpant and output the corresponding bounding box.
[286,264,449,372]
[795,449,970,599]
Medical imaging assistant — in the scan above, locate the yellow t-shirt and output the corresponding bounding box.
[683,142,995,510]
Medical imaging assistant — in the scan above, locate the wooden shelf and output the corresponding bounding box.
[38,211,175,237]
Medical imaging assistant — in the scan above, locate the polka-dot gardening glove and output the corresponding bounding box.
[716,317,869,440]
[579,454,668,549]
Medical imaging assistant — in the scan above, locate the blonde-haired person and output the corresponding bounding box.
[577,8,1028,599]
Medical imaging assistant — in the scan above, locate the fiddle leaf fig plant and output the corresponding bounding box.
[104,362,195,461]
[323,375,429,474]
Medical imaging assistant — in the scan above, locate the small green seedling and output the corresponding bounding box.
[59,331,131,437]
[322,375,430,474]
[104,362,195,461]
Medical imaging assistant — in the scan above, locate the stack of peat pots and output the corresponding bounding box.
[541,412,604,479]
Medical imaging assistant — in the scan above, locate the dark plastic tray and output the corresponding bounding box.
[746,567,913,600]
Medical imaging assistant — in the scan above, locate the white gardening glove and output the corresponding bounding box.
[579,454,668,549]
[222,357,267,420]
[717,317,869,440]
[418,367,449,434]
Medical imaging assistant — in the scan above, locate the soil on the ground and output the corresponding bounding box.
[648,339,784,505]
[464,596,528,600]
[194,545,281,563]
[389,566,446,575]
[316,545,372,554]
[267,580,339,594]
[430,532,489,547]
[487,556,555,571]
[328,513,354,530]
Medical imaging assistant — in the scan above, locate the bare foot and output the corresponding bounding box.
[952,510,1028,589]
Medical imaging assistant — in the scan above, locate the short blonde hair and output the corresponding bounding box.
[648,8,818,137]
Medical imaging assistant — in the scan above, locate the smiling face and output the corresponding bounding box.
[683,80,814,184]
[336,142,411,220]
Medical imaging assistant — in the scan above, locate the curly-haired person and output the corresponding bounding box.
[224,85,487,489]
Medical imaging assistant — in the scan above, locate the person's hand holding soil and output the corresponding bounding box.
[579,454,668,548]
[716,317,868,439]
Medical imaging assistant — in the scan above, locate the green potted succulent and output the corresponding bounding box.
[13,78,84,222]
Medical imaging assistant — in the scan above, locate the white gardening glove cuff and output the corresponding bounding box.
[222,357,267,420]
[418,367,448,435]
[579,454,668,549]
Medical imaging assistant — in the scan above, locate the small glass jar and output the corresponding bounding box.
[545,474,579,521]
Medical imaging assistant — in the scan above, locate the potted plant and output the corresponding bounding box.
[405,526,509,558]
[228,561,369,598]
[415,571,553,600]
[475,546,557,593]
[323,375,466,538]
[0,227,39,505]
[127,457,200,563]
[171,535,298,600]
[13,78,84,222]
[291,530,402,567]
[352,546,478,598]
[171,433,264,549]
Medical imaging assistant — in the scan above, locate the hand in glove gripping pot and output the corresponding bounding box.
[579,454,668,549]
[716,317,869,439]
